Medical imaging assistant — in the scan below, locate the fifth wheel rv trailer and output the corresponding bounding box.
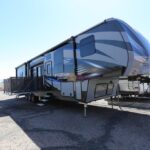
[4,18,150,113]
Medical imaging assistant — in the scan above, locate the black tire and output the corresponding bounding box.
[30,94,39,103]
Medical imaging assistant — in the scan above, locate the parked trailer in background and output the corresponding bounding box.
[4,18,150,115]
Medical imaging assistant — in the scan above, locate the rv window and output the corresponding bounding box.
[32,67,37,77]
[37,66,43,77]
[63,44,74,73]
[31,65,43,77]
[54,48,64,73]
[79,35,96,57]
[54,49,63,64]
[16,65,26,77]
[47,63,52,75]
[95,83,107,98]
[107,82,114,95]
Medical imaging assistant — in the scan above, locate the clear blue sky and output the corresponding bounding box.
[0,0,150,79]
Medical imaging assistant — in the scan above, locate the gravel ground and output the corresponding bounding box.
[0,91,150,150]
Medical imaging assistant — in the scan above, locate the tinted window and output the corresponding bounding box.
[107,83,114,95]
[95,83,107,98]
[54,48,63,64]
[16,65,26,77]
[54,48,63,73]
[63,44,74,73]
[37,66,43,77]
[32,67,37,77]
[31,65,43,77]
[47,63,52,75]
[80,35,96,57]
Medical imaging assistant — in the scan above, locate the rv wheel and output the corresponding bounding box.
[31,94,39,103]
[30,94,39,103]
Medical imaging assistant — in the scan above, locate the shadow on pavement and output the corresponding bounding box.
[0,97,150,150]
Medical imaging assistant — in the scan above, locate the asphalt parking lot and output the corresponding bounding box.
[0,91,150,150]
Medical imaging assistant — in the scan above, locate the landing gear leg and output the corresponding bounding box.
[117,95,122,110]
[84,103,87,117]
[110,96,114,109]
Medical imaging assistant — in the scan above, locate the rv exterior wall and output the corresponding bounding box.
[13,18,150,102]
